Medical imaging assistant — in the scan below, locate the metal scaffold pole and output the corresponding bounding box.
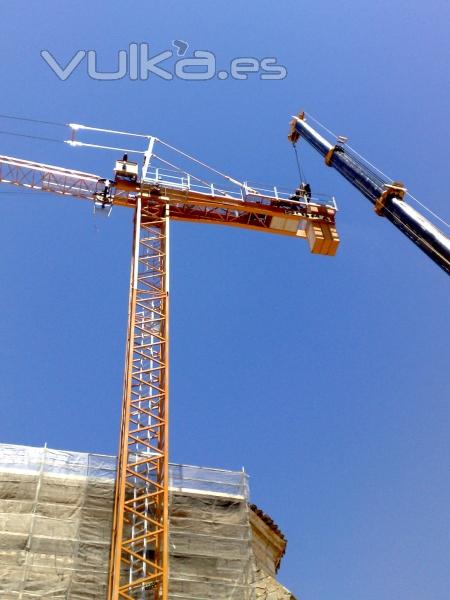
[109,198,170,600]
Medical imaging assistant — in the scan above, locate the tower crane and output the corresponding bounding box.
[0,123,339,600]
[289,112,450,275]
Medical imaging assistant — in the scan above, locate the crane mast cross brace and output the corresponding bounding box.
[0,138,339,599]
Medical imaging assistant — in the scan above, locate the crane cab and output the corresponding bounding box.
[114,156,139,183]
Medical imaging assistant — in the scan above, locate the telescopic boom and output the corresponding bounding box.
[289,113,450,275]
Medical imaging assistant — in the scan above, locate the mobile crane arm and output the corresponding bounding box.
[289,113,450,275]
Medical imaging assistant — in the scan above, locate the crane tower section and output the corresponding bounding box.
[0,124,340,599]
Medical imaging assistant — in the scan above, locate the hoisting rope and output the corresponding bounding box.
[0,130,64,145]
[1,111,448,229]
[403,191,450,230]
[151,153,237,200]
[376,200,450,269]
[292,142,305,184]
[0,114,67,128]
[304,111,450,229]
[156,138,259,194]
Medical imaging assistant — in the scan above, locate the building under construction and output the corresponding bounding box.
[0,443,296,599]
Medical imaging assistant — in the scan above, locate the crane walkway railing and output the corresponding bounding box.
[143,166,338,211]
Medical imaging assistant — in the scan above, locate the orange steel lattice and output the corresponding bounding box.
[0,139,340,600]
[109,199,169,599]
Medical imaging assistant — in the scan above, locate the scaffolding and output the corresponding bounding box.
[0,444,255,599]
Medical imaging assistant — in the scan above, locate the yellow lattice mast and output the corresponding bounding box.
[0,124,339,598]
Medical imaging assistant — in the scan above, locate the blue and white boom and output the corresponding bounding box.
[289,112,450,275]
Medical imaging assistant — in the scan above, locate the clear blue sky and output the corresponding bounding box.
[0,2,449,599]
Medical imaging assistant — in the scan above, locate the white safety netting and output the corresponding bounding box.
[0,444,255,599]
